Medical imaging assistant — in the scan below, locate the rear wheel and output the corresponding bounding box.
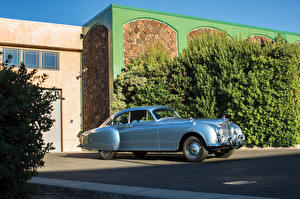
[183,136,208,163]
[214,149,235,158]
[132,151,147,158]
[98,150,117,160]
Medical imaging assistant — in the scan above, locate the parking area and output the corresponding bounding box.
[38,149,300,199]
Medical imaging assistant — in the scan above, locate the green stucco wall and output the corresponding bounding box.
[84,4,300,79]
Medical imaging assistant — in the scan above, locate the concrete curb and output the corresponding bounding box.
[29,177,276,199]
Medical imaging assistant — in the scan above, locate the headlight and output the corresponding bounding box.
[216,127,223,136]
[216,126,226,142]
[234,128,242,134]
[234,128,244,141]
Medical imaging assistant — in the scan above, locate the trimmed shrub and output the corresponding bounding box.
[169,33,299,147]
[111,43,173,114]
[0,61,59,198]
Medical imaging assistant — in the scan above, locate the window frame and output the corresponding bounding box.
[41,51,59,70]
[1,48,59,70]
[23,50,40,68]
[2,48,20,66]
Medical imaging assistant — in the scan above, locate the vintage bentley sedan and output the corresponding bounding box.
[79,106,244,162]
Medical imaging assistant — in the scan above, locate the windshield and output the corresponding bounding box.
[153,108,181,120]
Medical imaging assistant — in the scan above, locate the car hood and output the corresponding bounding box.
[194,118,228,125]
[159,118,227,126]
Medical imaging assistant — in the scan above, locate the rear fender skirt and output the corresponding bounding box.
[89,127,120,150]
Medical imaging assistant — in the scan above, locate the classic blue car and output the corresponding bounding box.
[79,106,244,162]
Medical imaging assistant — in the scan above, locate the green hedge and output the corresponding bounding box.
[0,62,58,198]
[111,43,172,114]
[169,33,299,147]
[111,33,299,147]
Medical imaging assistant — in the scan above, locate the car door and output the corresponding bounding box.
[152,108,187,150]
[120,110,159,150]
[156,120,184,150]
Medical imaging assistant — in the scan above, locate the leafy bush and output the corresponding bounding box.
[169,33,299,147]
[0,59,59,198]
[112,33,299,147]
[111,43,173,114]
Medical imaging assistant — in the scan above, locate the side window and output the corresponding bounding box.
[130,110,154,123]
[23,50,39,68]
[3,48,20,66]
[113,112,129,125]
[42,52,59,70]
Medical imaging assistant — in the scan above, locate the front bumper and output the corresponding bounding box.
[207,136,244,150]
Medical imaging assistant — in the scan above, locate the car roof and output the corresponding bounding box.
[115,106,169,115]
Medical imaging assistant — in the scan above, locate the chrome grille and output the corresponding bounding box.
[221,121,231,138]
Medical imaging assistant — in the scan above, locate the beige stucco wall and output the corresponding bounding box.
[0,18,83,151]
[0,17,82,50]
[36,51,82,152]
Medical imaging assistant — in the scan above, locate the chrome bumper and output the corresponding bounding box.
[207,136,244,150]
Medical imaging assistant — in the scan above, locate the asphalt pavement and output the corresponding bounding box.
[37,149,300,199]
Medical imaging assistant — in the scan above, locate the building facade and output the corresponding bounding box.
[1,4,300,151]
[0,18,82,151]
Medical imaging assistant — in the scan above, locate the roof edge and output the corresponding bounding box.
[0,17,82,28]
[83,4,112,26]
[111,4,300,36]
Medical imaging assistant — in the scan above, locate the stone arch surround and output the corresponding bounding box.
[188,27,228,39]
[82,25,110,131]
[123,19,177,65]
[247,35,275,46]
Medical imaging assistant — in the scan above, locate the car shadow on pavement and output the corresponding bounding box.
[59,152,101,160]
[61,152,217,163]
[40,151,300,199]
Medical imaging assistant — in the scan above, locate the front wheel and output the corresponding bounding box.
[98,150,117,160]
[183,136,208,163]
[214,149,235,158]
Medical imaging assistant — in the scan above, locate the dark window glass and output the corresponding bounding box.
[113,112,129,125]
[42,52,58,70]
[23,50,39,68]
[3,49,20,66]
[130,110,154,123]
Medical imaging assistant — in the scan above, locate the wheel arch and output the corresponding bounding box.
[93,127,120,150]
[178,132,207,151]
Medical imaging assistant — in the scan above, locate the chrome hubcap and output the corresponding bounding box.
[187,142,201,159]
